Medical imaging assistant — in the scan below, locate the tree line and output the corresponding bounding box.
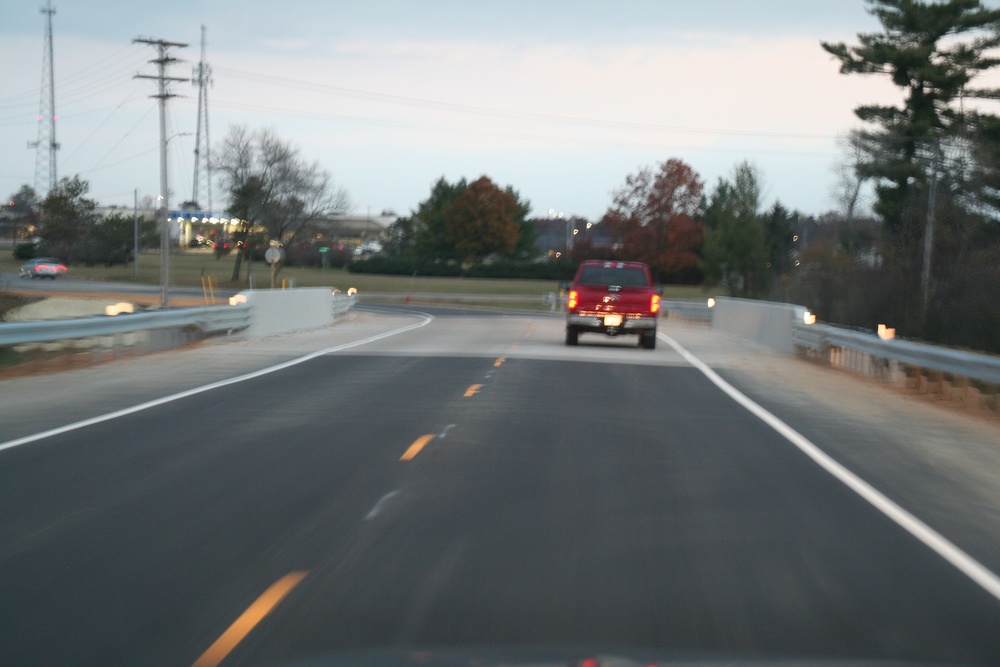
[7,179,157,265]
[9,0,1000,354]
[384,0,1000,354]
[377,156,798,296]
[802,0,1000,352]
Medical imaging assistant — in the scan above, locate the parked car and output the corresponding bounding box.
[19,257,68,279]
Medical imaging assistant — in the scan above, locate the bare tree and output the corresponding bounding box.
[832,131,869,226]
[213,125,351,281]
[830,130,879,261]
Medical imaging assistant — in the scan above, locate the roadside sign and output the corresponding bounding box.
[264,247,284,264]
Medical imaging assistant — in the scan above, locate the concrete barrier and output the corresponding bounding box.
[711,297,810,354]
[237,288,338,337]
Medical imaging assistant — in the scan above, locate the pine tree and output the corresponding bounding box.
[822,0,1000,251]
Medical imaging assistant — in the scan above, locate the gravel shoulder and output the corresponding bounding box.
[664,318,1000,574]
[0,309,419,443]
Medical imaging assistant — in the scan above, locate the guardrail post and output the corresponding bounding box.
[927,370,944,396]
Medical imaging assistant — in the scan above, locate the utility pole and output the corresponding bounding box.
[133,189,139,279]
[192,26,213,214]
[29,0,59,196]
[920,137,940,324]
[133,37,188,308]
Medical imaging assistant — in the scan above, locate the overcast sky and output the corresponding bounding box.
[3,1,995,221]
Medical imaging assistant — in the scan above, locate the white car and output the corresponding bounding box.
[19,257,68,279]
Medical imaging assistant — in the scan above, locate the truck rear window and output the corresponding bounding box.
[577,265,649,287]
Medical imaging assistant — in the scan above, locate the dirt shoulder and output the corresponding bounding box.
[0,291,226,379]
[664,318,1000,575]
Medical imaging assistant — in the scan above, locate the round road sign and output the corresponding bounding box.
[264,247,284,264]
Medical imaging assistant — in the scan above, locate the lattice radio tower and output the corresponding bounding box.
[191,25,213,212]
[30,0,59,196]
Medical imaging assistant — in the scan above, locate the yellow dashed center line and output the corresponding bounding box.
[192,571,308,667]
[464,384,483,397]
[400,434,435,461]
[494,357,506,367]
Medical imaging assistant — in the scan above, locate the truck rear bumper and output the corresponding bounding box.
[567,314,657,332]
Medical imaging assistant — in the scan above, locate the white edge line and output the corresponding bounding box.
[0,313,434,454]
[659,331,1000,604]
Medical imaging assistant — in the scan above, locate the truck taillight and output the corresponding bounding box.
[568,290,579,310]
[650,293,661,314]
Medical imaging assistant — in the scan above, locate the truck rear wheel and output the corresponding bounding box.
[565,326,579,346]
[640,331,657,350]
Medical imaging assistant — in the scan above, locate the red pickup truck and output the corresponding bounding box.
[565,260,661,349]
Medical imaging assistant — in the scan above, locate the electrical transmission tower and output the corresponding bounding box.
[191,25,213,213]
[30,0,59,196]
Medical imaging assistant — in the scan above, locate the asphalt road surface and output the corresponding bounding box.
[2,305,1000,666]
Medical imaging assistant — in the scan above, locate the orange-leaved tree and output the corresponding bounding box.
[601,159,704,283]
[444,176,524,265]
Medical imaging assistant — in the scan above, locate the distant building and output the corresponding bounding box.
[92,206,398,249]
[313,213,397,245]
[533,217,609,257]
[1,201,36,243]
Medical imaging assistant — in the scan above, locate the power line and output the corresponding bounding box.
[214,65,838,141]
[211,98,836,158]
[83,105,155,173]
[77,145,158,175]
[0,44,145,108]
[61,85,147,168]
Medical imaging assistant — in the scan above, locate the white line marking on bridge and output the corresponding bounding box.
[0,314,434,454]
[660,331,1000,605]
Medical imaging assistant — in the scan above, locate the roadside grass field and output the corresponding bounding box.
[1,250,712,301]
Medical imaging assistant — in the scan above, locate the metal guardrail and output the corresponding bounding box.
[362,292,554,304]
[662,299,713,321]
[332,293,356,317]
[0,304,251,347]
[792,321,1000,386]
